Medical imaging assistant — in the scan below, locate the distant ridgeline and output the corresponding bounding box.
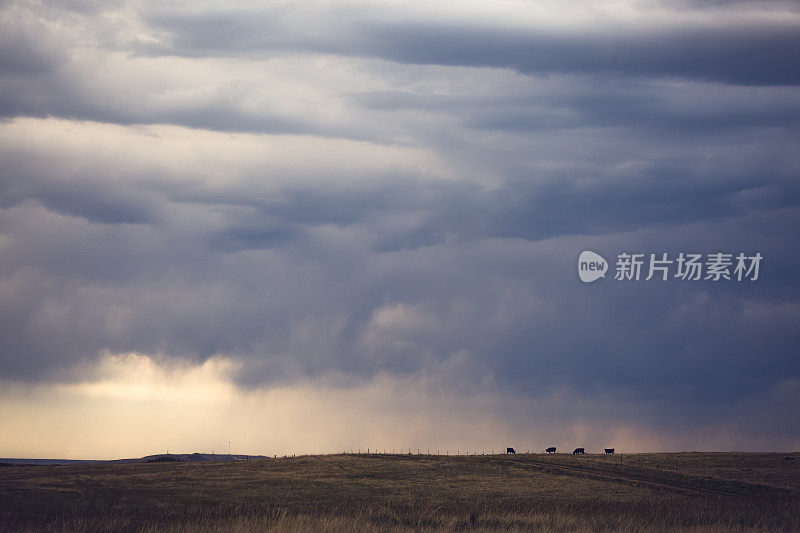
[0,453,268,465]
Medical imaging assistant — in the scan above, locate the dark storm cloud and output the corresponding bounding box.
[362,22,800,86]
[113,155,799,252]
[468,90,800,134]
[351,82,800,152]
[0,30,58,76]
[2,137,798,385]
[0,149,160,225]
[671,0,800,8]
[0,0,799,446]
[3,2,799,141]
[0,183,156,225]
[0,81,319,137]
[145,9,800,86]
[2,155,799,439]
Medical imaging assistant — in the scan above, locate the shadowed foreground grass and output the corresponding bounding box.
[1,452,799,531]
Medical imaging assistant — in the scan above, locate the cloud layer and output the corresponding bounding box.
[1,0,799,453]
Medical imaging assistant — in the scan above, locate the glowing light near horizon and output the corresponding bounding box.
[1,352,797,459]
[55,352,241,403]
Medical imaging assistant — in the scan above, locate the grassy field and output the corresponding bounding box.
[1,452,799,531]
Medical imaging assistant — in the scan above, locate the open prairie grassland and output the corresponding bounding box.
[1,452,799,531]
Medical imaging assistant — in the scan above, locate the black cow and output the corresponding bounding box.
[572,448,585,455]
[546,447,556,454]
[604,448,615,454]
[506,447,515,454]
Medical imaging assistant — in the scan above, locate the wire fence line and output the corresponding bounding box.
[270,448,626,458]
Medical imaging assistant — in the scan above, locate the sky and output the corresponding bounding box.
[1,0,799,459]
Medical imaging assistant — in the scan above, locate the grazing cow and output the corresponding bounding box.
[572,448,585,455]
[546,447,556,454]
[604,448,615,454]
[506,447,515,454]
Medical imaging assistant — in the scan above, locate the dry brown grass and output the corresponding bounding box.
[1,452,799,531]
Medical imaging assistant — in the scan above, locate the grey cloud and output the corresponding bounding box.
[145,8,800,86]
[0,33,58,76]
[4,1,800,145]
[0,2,367,139]
[20,191,153,225]
[363,23,800,86]
[0,80,317,137]
[0,0,799,447]
[205,218,299,253]
[0,154,158,225]
[1,177,799,441]
[667,0,800,9]
[353,81,800,136]
[3,136,796,254]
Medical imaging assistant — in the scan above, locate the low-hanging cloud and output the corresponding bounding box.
[1,0,799,453]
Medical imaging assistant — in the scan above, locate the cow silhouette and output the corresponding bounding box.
[604,448,615,454]
[572,448,585,455]
[546,447,556,454]
[506,447,515,454]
